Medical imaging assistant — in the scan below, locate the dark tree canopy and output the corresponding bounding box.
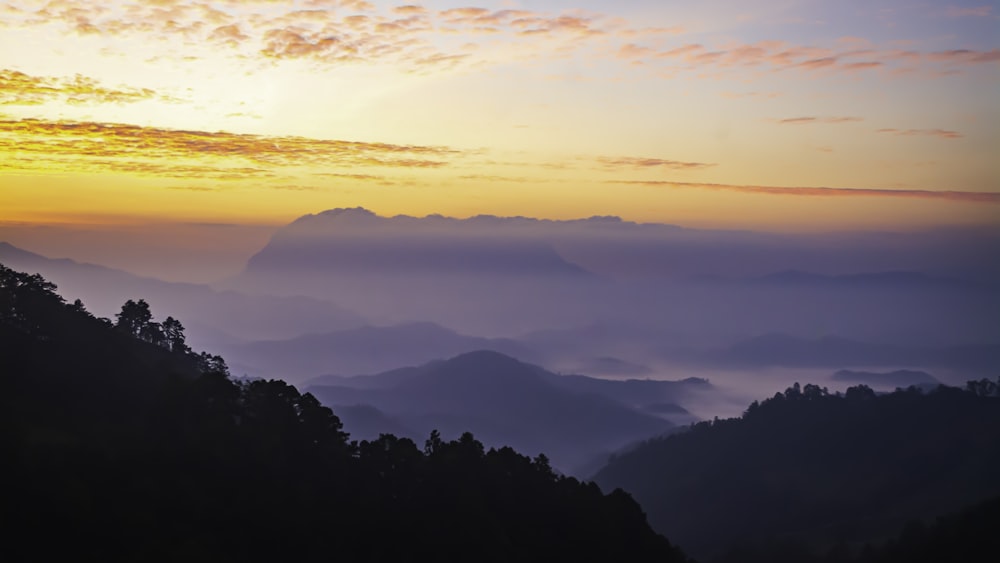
[596,379,1000,562]
[0,264,687,563]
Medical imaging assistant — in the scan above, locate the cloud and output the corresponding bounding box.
[925,49,1000,64]
[595,156,715,170]
[877,128,964,139]
[209,24,249,47]
[616,35,1000,77]
[0,118,461,179]
[774,116,863,125]
[607,180,999,203]
[261,28,342,59]
[458,174,551,183]
[945,6,993,18]
[0,68,174,106]
[0,2,614,74]
[795,56,838,69]
[2,2,995,81]
[720,91,783,99]
[393,5,427,16]
[841,61,884,71]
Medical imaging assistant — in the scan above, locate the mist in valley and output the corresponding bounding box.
[3,208,997,476]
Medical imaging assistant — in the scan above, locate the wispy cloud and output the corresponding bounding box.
[773,116,863,125]
[876,128,964,139]
[0,118,461,179]
[616,38,1000,77]
[608,180,999,203]
[3,1,996,81]
[595,156,716,170]
[0,68,175,106]
[945,6,993,18]
[0,2,616,74]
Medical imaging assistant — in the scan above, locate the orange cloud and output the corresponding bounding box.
[876,128,964,139]
[925,49,1000,64]
[794,56,838,69]
[261,28,342,59]
[393,5,427,16]
[608,180,1000,203]
[596,156,715,170]
[0,118,460,179]
[3,2,995,79]
[842,61,884,71]
[209,24,248,47]
[616,34,999,77]
[774,116,863,124]
[0,68,173,106]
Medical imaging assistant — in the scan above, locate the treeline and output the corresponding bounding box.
[595,378,1000,562]
[0,264,686,562]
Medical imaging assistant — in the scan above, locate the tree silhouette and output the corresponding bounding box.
[161,316,189,353]
[115,298,153,338]
[1,266,691,563]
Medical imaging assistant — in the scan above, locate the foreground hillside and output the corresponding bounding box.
[0,264,686,562]
[595,381,1000,561]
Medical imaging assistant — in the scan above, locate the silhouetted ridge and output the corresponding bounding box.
[594,381,1000,561]
[832,369,940,388]
[1,264,688,562]
[0,241,365,343]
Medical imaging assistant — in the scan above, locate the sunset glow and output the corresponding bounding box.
[1,0,998,230]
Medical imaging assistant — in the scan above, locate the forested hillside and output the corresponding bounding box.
[1,264,686,562]
[595,380,1000,561]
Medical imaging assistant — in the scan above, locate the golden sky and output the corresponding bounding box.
[1,0,999,231]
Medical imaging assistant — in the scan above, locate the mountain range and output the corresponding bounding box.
[305,350,707,474]
[0,242,364,344]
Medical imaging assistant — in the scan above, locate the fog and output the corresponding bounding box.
[2,208,997,467]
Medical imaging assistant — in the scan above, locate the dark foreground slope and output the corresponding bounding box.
[0,264,686,563]
[594,382,1000,562]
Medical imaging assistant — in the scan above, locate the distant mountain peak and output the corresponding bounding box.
[318,207,377,217]
[444,349,526,367]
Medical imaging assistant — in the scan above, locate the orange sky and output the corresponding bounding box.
[1,0,998,233]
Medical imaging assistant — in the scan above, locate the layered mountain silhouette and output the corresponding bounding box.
[710,333,1000,372]
[222,321,538,381]
[747,269,992,291]
[225,208,605,333]
[218,208,1000,348]
[0,242,364,344]
[244,207,592,277]
[306,350,705,474]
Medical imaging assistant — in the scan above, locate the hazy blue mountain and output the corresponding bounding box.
[219,209,999,345]
[0,242,365,344]
[750,270,992,290]
[243,207,592,277]
[572,356,654,376]
[831,369,940,389]
[540,372,711,410]
[306,350,685,474]
[711,333,1000,373]
[225,209,606,334]
[223,322,538,382]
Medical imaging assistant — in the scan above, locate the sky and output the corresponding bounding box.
[1,0,998,242]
